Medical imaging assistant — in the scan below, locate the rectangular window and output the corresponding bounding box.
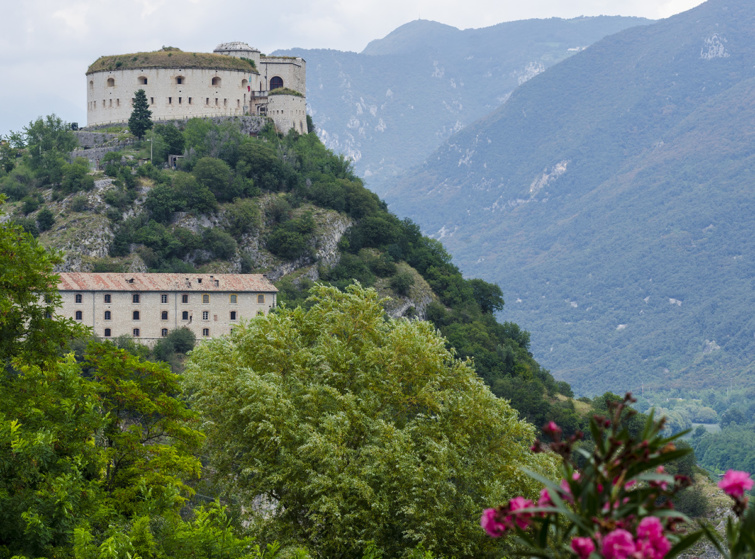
[182,294,189,303]
[150,97,154,104]
[104,294,111,303]
[202,294,210,304]
[202,328,209,337]
[206,97,209,105]
[257,294,265,304]
[161,294,168,304]
[104,311,111,320]
[182,311,189,320]
[188,97,192,104]
[75,294,83,303]
[117,99,120,107]
[161,328,168,337]
[133,328,140,337]
[133,311,140,320]
[230,311,237,321]
[202,311,209,321]
[230,294,237,304]
[168,97,172,104]
[179,97,182,104]
[104,328,111,337]
[215,98,218,106]
[224,98,227,107]
[75,311,83,320]
[161,311,168,320]
[133,293,140,303]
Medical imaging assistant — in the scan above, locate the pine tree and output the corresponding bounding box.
[128,89,153,140]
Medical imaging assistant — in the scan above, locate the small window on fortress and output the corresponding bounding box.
[215,98,218,106]
[202,328,210,337]
[179,97,182,104]
[75,294,83,303]
[182,311,189,320]
[104,311,111,320]
[89,80,94,90]
[116,99,120,107]
[230,294,237,304]
[138,76,148,85]
[150,97,154,104]
[107,77,115,87]
[133,328,140,337]
[202,294,210,304]
[175,76,184,85]
[224,98,227,107]
[242,79,248,88]
[109,99,112,107]
[168,97,172,104]
[212,77,221,86]
[104,294,111,303]
[258,294,265,304]
[104,328,111,337]
[270,76,283,90]
[188,97,192,104]
[206,98,209,105]
[237,99,240,108]
[161,311,168,320]
[75,311,83,320]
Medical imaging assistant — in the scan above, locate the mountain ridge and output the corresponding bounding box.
[384,0,755,395]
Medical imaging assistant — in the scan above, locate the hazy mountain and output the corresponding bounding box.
[274,16,650,195]
[385,0,755,396]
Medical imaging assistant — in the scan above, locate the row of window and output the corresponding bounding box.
[103,327,212,338]
[74,293,262,304]
[75,310,240,321]
[96,76,284,89]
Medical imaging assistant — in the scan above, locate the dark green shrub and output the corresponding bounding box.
[60,158,95,194]
[69,194,88,212]
[193,157,234,202]
[390,271,415,296]
[36,208,54,232]
[224,198,260,237]
[167,327,195,353]
[266,228,309,260]
[21,195,41,215]
[202,228,237,260]
[13,217,39,238]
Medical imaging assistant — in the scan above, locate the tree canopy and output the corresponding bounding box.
[184,283,555,558]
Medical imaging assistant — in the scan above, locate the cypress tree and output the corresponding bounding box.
[128,89,153,140]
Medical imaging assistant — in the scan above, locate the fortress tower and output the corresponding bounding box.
[86,43,306,134]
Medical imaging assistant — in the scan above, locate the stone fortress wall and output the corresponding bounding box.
[86,42,306,134]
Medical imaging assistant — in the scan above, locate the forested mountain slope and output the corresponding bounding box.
[273,16,649,195]
[385,0,755,396]
[1,115,581,432]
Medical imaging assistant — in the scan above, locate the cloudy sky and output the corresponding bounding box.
[1,0,705,136]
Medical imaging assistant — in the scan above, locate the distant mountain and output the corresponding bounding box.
[274,16,650,195]
[385,0,755,396]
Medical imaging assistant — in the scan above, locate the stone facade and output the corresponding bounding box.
[58,273,277,344]
[86,42,306,134]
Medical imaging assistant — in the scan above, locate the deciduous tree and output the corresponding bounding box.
[185,283,555,558]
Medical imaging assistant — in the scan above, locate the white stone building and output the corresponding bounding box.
[58,273,277,344]
[86,43,306,134]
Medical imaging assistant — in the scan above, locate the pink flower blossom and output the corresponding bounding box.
[719,470,754,498]
[571,537,595,559]
[544,421,563,437]
[480,508,508,537]
[636,517,671,559]
[538,487,554,509]
[601,529,636,559]
[509,496,534,529]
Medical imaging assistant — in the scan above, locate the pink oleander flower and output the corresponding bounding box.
[544,421,563,437]
[571,537,595,559]
[602,529,636,559]
[719,470,754,498]
[480,508,508,537]
[538,487,554,509]
[635,517,671,559]
[509,496,534,529]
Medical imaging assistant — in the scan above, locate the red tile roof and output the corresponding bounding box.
[58,273,277,293]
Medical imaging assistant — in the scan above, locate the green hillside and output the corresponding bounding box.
[1,114,583,432]
[385,0,755,396]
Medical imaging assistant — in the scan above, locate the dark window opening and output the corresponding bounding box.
[161,311,168,320]
[105,311,111,320]
[270,76,284,90]
[75,311,82,320]
[104,328,111,337]
[133,311,140,320]
[75,294,83,303]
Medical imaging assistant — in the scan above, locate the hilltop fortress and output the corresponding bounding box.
[86,42,306,134]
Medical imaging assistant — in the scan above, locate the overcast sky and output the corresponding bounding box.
[0,0,705,136]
